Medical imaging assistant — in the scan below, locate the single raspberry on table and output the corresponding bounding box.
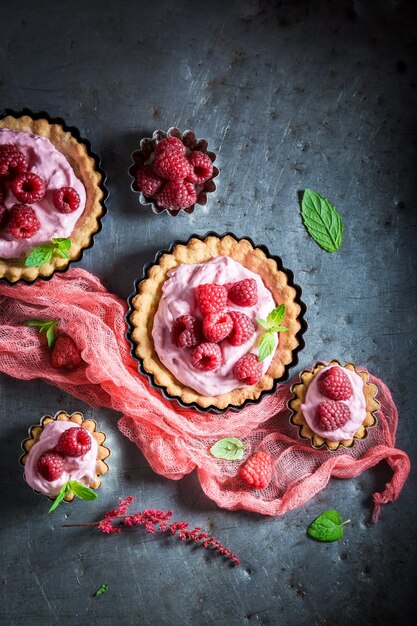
[233,353,263,386]
[36,451,65,482]
[154,136,186,157]
[153,149,192,181]
[171,314,201,349]
[191,342,222,371]
[53,186,81,213]
[11,172,46,204]
[228,278,258,307]
[51,335,82,369]
[8,204,40,239]
[186,151,213,184]
[318,366,353,401]
[315,401,351,431]
[156,180,197,210]
[136,165,163,197]
[56,426,92,458]
[228,311,256,346]
[196,283,228,317]
[203,311,233,343]
[0,144,28,178]
[239,451,273,490]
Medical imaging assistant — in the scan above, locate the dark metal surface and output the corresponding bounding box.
[1,1,416,624]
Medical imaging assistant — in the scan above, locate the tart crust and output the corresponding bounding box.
[20,410,110,501]
[0,114,105,283]
[129,234,303,410]
[288,360,380,451]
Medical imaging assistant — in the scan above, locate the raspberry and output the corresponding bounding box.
[36,451,65,482]
[56,426,92,457]
[156,180,197,211]
[196,284,228,317]
[203,311,233,343]
[171,314,201,349]
[11,172,46,204]
[315,401,351,431]
[318,366,353,401]
[154,136,186,157]
[136,165,163,197]
[0,144,28,178]
[191,342,222,371]
[228,311,256,346]
[51,335,82,369]
[8,204,40,239]
[186,151,213,183]
[153,149,192,181]
[228,278,258,307]
[53,186,81,213]
[239,451,273,490]
[0,205,7,229]
[233,353,263,386]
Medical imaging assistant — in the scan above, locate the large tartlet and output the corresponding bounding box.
[0,111,107,283]
[289,360,380,451]
[127,233,306,411]
[20,410,110,501]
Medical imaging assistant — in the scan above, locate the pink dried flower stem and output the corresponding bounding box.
[63,496,240,566]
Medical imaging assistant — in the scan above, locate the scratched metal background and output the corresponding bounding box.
[0,0,416,624]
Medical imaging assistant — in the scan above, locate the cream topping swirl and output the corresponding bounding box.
[24,421,98,496]
[301,364,366,441]
[152,256,278,396]
[0,129,86,258]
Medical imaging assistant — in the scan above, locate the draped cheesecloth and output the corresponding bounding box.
[0,269,410,518]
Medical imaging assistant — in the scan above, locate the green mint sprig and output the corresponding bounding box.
[94,584,109,597]
[25,238,71,267]
[26,319,58,348]
[209,437,247,461]
[48,479,98,513]
[300,189,344,252]
[255,304,288,362]
[307,510,350,542]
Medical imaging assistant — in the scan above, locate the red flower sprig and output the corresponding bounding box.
[63,496,240,566]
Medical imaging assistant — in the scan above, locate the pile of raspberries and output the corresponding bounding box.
[36,426,92,481]
[0,143,80,240]
[315,366,354,431]
[171,277,264,386]
[135,136,214,211]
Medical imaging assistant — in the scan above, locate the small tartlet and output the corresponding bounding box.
[0,110,107,283]
[288,360,380,451]
[20,410,110,501]
[127,232,307,412]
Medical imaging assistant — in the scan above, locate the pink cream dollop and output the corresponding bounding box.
[0,129,86,258]
[24,421,98,496]
[301,364,366,441]
[152,256,278,396]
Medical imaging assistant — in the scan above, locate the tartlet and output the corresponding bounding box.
[20,410,110,501]
[127,232,307,412]
[288,360,380,451]
[0,110,107,283]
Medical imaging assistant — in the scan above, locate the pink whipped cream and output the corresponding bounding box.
[301,364,366,441]
[24,421,98,496]
[0,129,86,258]
[152,256,278,396]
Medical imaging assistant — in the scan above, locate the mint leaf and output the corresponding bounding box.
[301,189,344,252]
[267,304,286,328]
[24,245,54,267]
[255,318,270,331]
[48,482,70,513]
[210,437,247,461]
[258,332,276,362]
[307,510,350,542]
[94,584,108,597]
[53,238,71,259]
[68,480,98,501]
[26,319,58,349]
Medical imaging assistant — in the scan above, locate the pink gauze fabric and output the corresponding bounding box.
[0,268,410,519]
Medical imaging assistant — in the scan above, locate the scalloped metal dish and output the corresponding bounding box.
[126,231,308,414]
[0,108,109,284]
